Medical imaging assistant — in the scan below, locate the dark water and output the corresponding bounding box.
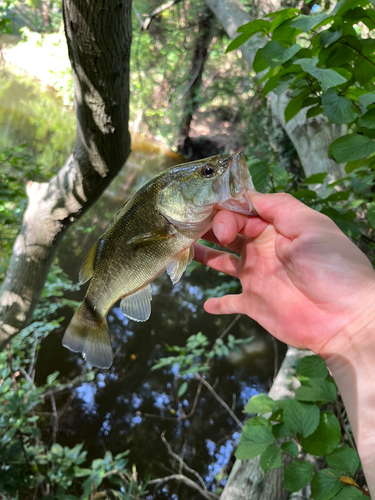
[1,74,286,498]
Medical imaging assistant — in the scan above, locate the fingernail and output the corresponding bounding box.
[215,222,225,242]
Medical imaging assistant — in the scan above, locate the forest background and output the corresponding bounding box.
[0,0,374,498]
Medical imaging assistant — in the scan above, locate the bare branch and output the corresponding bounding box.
[148,474,218,500]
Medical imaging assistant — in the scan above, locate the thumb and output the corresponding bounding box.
[204,294,244,316]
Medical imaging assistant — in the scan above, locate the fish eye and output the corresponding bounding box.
[201,164,216,177]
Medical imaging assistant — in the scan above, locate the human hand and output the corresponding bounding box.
[194,192,375,358]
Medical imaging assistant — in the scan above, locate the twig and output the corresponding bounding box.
[335,402,357,452]
[50,394,58,444]
[142,0,183,30]
[161,431,207,491]
[148,474,218,500]
[6,343,18,392]
[195,374,244,429]
[132,2,143,27]
[271,336,279,381]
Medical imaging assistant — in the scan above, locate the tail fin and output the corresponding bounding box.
[62,303,113,369]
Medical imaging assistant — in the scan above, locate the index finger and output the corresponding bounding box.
[248,192,338,239]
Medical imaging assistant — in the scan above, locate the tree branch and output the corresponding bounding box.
[0,0,132,350]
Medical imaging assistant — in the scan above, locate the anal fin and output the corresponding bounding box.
[120,284,152,322]
[167,246,194,285]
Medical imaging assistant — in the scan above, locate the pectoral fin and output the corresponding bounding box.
[127,225,177,245]
[167,246,194,285]
[120,285,152,322]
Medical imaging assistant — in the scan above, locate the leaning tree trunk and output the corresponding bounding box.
[202,0,345,179]
[0,0,132,350]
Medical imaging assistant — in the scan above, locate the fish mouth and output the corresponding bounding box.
[218,152,257,215]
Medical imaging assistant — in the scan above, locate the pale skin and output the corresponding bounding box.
[194,192,375,495]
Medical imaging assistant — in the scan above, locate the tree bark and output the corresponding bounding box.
[0,0,132,350]
[202,0,345,178]
[177,9,216,157]
[221,347,312,500]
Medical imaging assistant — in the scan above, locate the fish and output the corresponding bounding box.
[62,152,256,369]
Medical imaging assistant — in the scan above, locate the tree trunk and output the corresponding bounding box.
[177,9,215,157]
[0,0,132,350]
[202,0,345,178]
[221,347,312,500]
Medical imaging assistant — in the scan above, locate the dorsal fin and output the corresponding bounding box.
[79,239,101,285]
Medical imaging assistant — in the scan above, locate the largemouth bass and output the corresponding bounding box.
[63,152,255,369]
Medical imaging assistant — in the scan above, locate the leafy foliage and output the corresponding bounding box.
[237,355,367,496]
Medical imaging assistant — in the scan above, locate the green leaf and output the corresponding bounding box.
[320,29,342,48]
[332,0,362,16]
[270,164,289,187]
[367,202,375,229]
[358,109,375,129]
[272,422,294,439]
[237,19,271,34]
[295,58,348,92]
[261,41,301,68]
[331,486,367,499]
[177,382,188,398]
[281,441,299,458]
[329,134,375,163]
[293,189,318,200]
[290,12,329,32]
[226,33,252,53]
[301,413,341,456]
[311,469,343,500]
[295,378,337,403]
[259,445,282,473]
[272,21,299,44]
[284,460,314,492]
[326,446,360,476]
[306,105,323,118]
[296,355,328,378]
[354,58,374,87]
[321,90,357,124]
[249,159,270,191]
[284,94,308,123]
[244,393,275,415]
[253,48,268,73]
[358,93,375,109]
[235,424,275,460]
[283,400,320,438]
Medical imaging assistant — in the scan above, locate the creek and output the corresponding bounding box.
[0,72,286,499]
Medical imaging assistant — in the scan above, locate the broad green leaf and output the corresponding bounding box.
[270,164,289,187]
[245,416,272,428]
[237,19,271,34]
[358,109,375,129]
[331,486,367,499]
[284,460,314,492]
[301,413,341,456]
[320,29,342,48]
[307,105,323,118]
[290,12,329,32]
[296,355,328,378]
[321,91,357,124]
[253,48,268,73]
[226,33,252,53]
[244,393,275,415]
[235,424,275,460]
[311,469,343,500]
[332,0,364,16]
[272,21,298,44]
[329,134,375,163]
[284,93,309,123]
[283,400,320,438]
[293,189,318,200]
[261,41,301,68]
[272,422,294,439]
[326,445,360,476]
[354,58,375,87]
[295,58,348,92]
[259,445,282,473]
[249,159,270,191]
[295,378,337,403]
[366,202,375,229]
[281,441,298,458]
